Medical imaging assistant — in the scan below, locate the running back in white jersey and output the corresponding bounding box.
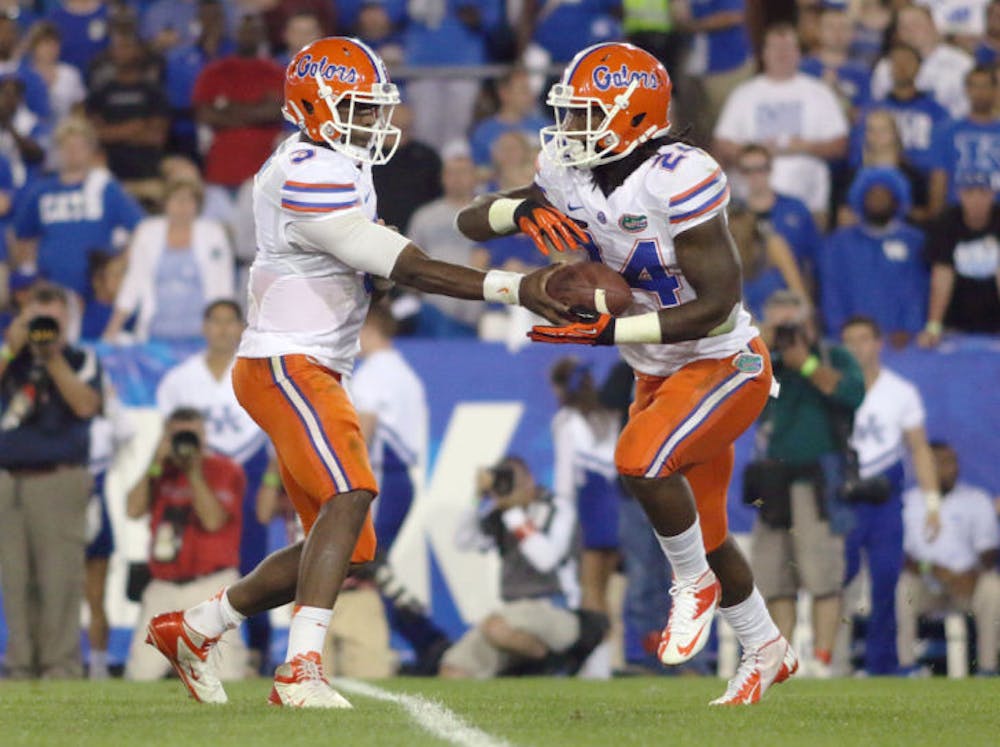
[535,141,757,376]
[238,134,380,375]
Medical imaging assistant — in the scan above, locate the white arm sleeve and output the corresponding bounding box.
[286,210,411,278]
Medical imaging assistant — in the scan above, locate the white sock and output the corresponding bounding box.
[184,587,246,639]
[719,587,781,650]
[89,649,108,679]
[656,521,710,582]
[285,605,332,661]
[578,640,612,680]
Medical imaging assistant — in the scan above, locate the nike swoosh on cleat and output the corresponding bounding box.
[675,624,707,658]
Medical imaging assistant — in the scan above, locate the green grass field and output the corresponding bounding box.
[1,676,998,747]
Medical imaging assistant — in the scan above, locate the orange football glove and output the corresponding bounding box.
[528,314,615,346]
[514,200,588,256]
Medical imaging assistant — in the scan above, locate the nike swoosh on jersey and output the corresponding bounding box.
[567,203,583,211]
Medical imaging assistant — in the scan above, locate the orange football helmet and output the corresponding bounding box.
[541,42,672,168]
[283,37,401,165]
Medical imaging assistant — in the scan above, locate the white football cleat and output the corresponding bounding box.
[268,652,352,709]
[145,610,227,704]
[657,569,721,665]
[711,635,798,706]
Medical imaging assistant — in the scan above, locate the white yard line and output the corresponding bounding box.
[332,678,514,747]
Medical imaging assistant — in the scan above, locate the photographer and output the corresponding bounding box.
[747,290,865,676]
[439,457,607,679]
[124,407,248,681]
[0,283,102,679]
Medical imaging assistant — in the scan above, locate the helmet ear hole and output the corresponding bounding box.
[631,112,646,128]
[301,99,315,115]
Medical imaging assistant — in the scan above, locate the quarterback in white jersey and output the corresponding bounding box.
[144,37,567,709]
[458,42,794,705]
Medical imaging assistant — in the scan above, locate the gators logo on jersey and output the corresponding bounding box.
[294,54,358,83]
[618,213,648,232]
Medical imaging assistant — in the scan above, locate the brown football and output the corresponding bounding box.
[545,261,633,317]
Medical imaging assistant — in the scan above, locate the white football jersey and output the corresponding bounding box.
[238,134,380,375]
[850,367,926,479]
[157,353,268,465]
[535,142,757,376]
[349,348,428,476]
[552,406,619,504]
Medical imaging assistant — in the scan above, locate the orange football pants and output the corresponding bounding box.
[615,337,772,553]
[232,354,378,563]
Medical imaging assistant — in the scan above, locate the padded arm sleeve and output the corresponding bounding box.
[286,210,411,278]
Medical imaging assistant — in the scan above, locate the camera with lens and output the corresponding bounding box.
[170,430,201,460]
[488,465,515,497]
[27,315,60,346]
[772,323,803,352]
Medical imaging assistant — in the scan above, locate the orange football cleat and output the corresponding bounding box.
[711,635,798,706]
[145,610,227,704]
[657,569,721,665]
[268,651,352,709]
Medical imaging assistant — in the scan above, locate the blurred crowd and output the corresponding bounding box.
[0,0,998,682]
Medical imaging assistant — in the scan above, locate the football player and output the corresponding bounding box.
[143,37,567,708]
[457,42,798,705]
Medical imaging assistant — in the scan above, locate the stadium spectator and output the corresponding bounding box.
[106,179,234,341]
[23,21,87,122]
[728,206,807,321]
[124,406,248,682]
[336,0,409,37]
[919,171,1000,346]
[371,103,442,234]
[440,457,606,678]
[141,0,226,55]
[79,249,130,340]
[849,0,892,69]
[870,4,973,118]
[673,0,755,132]
[820,167,928,344]
[519,0,622,64]
[155,299,271,669]
[0,1,37,32]
[928,65,1000,213]
[0,74,48,189]
[735,143,822,278]
[162,0,233,161]
[11,117,142,301]
[354,2,406,66]
[800,3,871,115]
[0,283,103,679]
[976,0,1000,66]
[853,43,951,179]
[550,358,622,679]
[85,22,169,186]
[85,371,134,678]
[404,0,502,151]
[0,269,35,337]
[749,289,865,677]
[847,109,930,225]
[407,144,489,337]
[479,132,542,271]
[191,14,284,190]
[621,0,683,79]
[87,16,162,90]
[258,0,334,56]
[840,316,940,676]
[276,10,324,68]
[350,305,451,674]
[46,0,111,77]
[160,154,234,225]
[897,442,1000,676]
[469,67,547,172]
[714,22,848,222]
[0,16,53,123]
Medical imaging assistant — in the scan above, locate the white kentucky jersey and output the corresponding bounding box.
[157,353,268,465]
[535,141,757,376]
[903,482,999,573]
[237,134,380,375]
[349,348,429,476]
[551,406,619,503]
[850,368,926,479]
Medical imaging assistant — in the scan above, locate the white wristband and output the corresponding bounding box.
[612,312,662,344]
[487,198,525,234]
[924,490,942,513]
[483,269,523,305]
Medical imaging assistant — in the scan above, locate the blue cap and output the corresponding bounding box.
[8,269,37,292]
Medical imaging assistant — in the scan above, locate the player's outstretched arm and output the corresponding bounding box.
[455,183,587,256]
[530,215,742,346]
[389,244,571,324]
